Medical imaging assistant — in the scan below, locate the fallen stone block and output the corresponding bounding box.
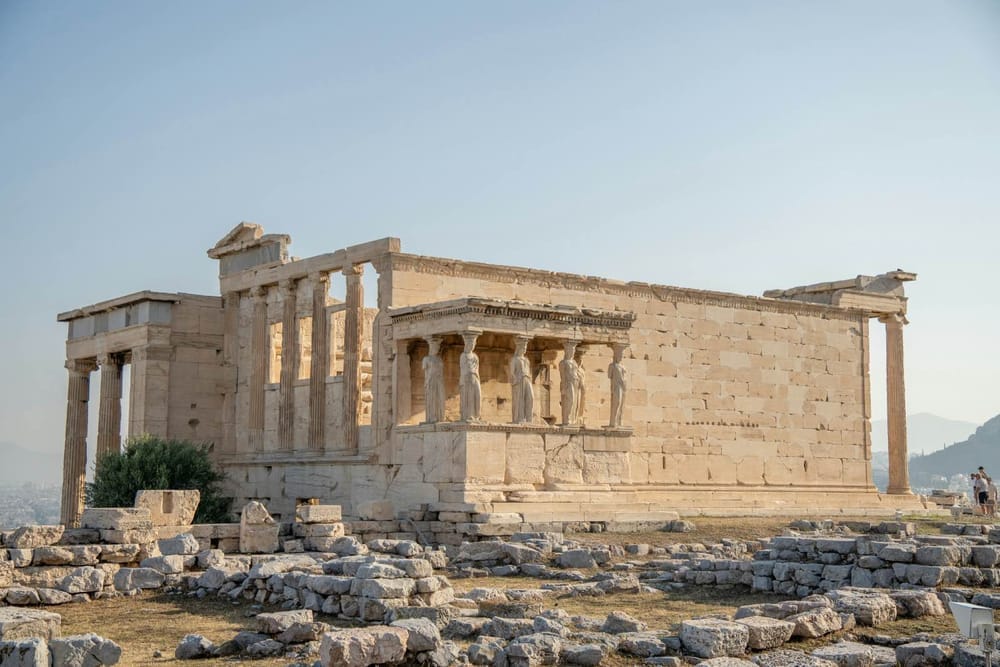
[49,633,122,666]
[0,637,50,666]
[0,608,61,640]
[175,634,214,660]
[734,616,794,650]
[113,567,164,592]
[318,626,408,667]
[389,617,441,653]
[158,533,200,556]
[787,606,843,638]
[601,611,647,634]
[680,618,750,658]
[295,504,342,523]
[826,589,897,626]
[8,526,64,549]
[81,508,152,531]
[255,609,314,634]
[811,640,874,667]
[750,648,838,666]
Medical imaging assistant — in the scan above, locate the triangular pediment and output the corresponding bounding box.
[211,222,263,250]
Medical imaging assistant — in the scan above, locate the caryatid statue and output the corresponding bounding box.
[608,343,628,428]
[459,332,481,421]
[510,335,534,423]
[573,347,586,424]
[422,337,445,423]
[559,340,579,425]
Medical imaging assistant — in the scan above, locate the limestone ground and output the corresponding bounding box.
[55,514,978,666]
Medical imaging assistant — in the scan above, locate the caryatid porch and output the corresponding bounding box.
[388,298,635,430]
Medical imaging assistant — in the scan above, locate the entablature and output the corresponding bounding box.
[388,297,635,344]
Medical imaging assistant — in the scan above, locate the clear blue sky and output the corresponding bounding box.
[1,1,998,457]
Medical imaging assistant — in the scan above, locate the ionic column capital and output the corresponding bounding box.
[279,278,297,296]
[250,285,268,302]
[309,271,330,288]
[65,358,96,375]
[343,264,364,279]
[878,312,909,326]
[97,352,122,367]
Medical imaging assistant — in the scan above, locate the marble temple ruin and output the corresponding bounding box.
[57,223,921,528]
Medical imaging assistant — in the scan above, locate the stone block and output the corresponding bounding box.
[240,501,278,554]
[734,616,795,650]
[7,526,64,549]
[80,508,152,531]
[0,560,12,587]
[0,608,62,640]
[158,533,201,556]
[680,619,750,658]
[99,529,155,545]
[49,633,122,666]
[357,500,395,521]
[134,490,200,527]
[319,626,408,667]
[255,609,314,634]
[0,638,50,666]
[295,504,342,523]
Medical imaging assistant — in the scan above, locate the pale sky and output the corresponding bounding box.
[1,2,998,459]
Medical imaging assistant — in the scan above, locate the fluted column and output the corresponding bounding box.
[248,285,268,451]
[95,353,123,461]
[309,272,329,450]
[220,291,240,455]
[278,279,298,451]
[342,265,364,453]
[882,313,911,494]
[61,359,93,528]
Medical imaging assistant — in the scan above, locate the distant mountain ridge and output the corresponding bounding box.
[871,413,978,454]
[0,442,62,484]
[908,414,1000,489]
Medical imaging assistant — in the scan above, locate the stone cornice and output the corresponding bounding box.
[387,253,865,321]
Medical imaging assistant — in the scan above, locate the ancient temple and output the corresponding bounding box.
[57,223,921,527]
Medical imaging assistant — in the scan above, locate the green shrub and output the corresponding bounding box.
[86,435,232,523]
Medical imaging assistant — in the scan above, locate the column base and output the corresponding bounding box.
[886,487,913,495]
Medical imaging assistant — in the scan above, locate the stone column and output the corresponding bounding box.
[61,359,93,528]
[882,313,911,494]
[309,272,329,450]
[95,352,123,461]
[248,285,268,451]
[341,265,364,453]
[220,291,240,455]
[278,279,298,451]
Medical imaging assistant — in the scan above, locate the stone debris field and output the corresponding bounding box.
[5,500,1000,666]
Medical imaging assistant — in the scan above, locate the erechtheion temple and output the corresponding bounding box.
[57,224,922,530]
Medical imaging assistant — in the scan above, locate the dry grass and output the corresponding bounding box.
[57,592,337,667]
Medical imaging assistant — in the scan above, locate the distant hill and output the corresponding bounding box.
[908,414,1000,490]
[871,413,978,454]
[0,442,63,484]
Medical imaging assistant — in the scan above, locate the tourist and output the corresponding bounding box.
[973,473,989,515]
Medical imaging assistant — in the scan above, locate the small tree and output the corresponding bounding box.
[86,435,232,523]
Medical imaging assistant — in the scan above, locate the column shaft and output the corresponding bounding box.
[278,280,298,450]
[220,291,240,455]
[61,360,93,528]
[883,314,911,494]
[342,265,364,453]
[96,353,123,461]
[248,286,268,451]
[309,273,329,450]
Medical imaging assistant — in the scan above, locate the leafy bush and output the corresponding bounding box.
[86,435,232,523]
